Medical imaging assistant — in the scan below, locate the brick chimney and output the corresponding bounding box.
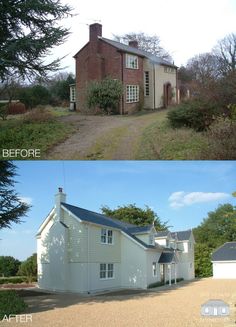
[89,23,102,42]
[55,187,66,221]
[129,40,138,48]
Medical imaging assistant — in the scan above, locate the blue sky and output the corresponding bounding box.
[0,160,235,260]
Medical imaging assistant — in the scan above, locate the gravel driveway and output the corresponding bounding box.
[45,112,162,160]
[4,278,236,327]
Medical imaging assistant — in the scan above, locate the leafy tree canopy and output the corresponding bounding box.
[0,256,21,277]
[18,253,37,283]
[0,161,30,229]
[193,204,236,249]
[101,204,169,230]
[0,0,73,81]
[194,244,213,277]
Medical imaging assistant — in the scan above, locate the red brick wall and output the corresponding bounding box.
[75,39,144,114]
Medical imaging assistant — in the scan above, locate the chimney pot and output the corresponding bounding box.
[129,40,138,48]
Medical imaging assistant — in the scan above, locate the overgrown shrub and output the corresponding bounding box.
[0,104,8,120]
[23,108,54,124]
[201,118,236,159]
[167,98,222,131]
[86,78,123,114]
[0,290,27,319]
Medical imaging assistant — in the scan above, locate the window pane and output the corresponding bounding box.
[101,229,107,243]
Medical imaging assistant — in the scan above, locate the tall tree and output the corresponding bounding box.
[101,204,169,230]
[0,0,73,81]
[113,32,172,61]
[0,161,30,229]
[18,253,37,283]
[213,33,236,76]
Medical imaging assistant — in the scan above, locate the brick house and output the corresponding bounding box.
[74,23,178,114]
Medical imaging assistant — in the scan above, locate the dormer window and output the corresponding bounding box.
[101,228,113,244]
[126,54,138,69]
[149,234,155,245]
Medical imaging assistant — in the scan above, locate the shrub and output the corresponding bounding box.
[167,98,222,131]
[87,78,123,114]
[0,290,27,319]
[23,108,54,124]
[0,256,21,277]
[0,104,8,120]
[18,254,37,284]
[0,277,27,284]
[201,118,236,159]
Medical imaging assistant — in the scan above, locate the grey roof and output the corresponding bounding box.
[171,230,192,241]
[201,300,229,308]
[99,37,177,68]
[155,231,170,238]
[158,252,177,264]
[211,242,236,261]
[127,225,153,234]
[61,203,157,249]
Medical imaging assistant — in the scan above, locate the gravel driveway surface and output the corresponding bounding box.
[2,278,236,327]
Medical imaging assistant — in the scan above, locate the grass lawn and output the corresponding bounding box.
[0,112,76,160]
[136,110,208,160]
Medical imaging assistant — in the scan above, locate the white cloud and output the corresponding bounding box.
[169,191,230,209]
[19,197,33,205]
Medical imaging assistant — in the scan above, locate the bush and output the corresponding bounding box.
[201,118,236,159]
[18,254,37,284]
[87,78,123,114]
[147,278,184,288]
[23,108,54,124]
[0,290,27,319]
[0,256,21,277]
[0,104,8,120]
[167,98,222,131]
[0,277,27,284]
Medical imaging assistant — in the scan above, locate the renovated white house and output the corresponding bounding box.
[37,188,195,293]
[211,242,236,279]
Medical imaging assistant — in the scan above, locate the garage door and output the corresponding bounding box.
[213,262,236,279]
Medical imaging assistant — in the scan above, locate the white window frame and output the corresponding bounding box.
[126,54,138,69]
[204,307,209,314]
[152,262,157,277]
[144,71,150,96]
[100,263,114,279]
[126,85,139,103]
[101,228,113,244]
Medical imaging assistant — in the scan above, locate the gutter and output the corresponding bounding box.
[121,52,124,115]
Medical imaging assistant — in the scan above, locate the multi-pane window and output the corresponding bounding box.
[101,228,113,244]
[100,263,114,279]
[126,54,138,69]
[126,85,139,103]
[153,262,157,277]
[100,263,106,279]
[149,234,154,245]
[144,71,150,96]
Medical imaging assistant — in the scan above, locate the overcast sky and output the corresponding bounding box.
[0,161,235,260]
[49,0,236,74]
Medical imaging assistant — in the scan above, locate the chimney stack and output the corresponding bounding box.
[129,40,138,48]
[55,187,66,221]
[89,23,102,42]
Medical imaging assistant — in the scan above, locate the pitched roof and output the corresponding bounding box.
[171,230,192,241]
[155,231,170,238]
[201,300,229,308]
[99,37,177,68]
[211,242,236,261]
[61,203,158,249]
[158,252,177,264]
[127,225,153,234]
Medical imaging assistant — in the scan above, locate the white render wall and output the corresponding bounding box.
[146,251,162,285]
[213,262,236,279]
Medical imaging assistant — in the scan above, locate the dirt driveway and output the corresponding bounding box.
[45,112,163,160]
[4,278,236,327]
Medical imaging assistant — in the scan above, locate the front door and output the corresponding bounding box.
[163,83,172,108]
